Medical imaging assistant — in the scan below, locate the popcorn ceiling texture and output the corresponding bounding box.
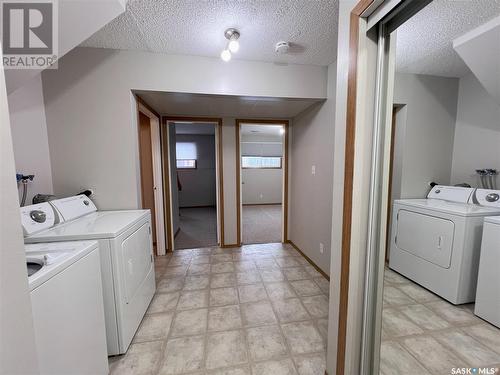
[80,0,339,66]
[396,0,500,78]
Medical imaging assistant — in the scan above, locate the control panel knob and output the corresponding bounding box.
[486,193,499,203]
[30,210,46,223]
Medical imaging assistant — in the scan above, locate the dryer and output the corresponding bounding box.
[389,186,500,304]
[21,196,156,355]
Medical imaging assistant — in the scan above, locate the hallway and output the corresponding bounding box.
[175,207,218,250]
[242,205,282,244]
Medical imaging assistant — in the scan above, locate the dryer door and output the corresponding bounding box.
[395,210,454,268]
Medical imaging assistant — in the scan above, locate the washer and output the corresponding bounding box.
[21,195,156,355]
[389,185,500,304]
[474,189,500,327]
[26,240,108,375]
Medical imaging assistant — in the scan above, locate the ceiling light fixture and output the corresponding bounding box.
[221,28,240,62]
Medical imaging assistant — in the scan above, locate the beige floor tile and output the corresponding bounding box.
[462,324,500,355]
[134,312,174,343]
[316,319,328,341]
[290,280,322,297]
[401,336,467,374]
[252,359,297,375]
[281,321,325,355]
[206,330,248,370]
[426,300,481,325]
[210,287,239,306]
[272,298,310,323]
[246,325,288,361]
[211,254,233,263]
[382,308,423,338]
[275,257,301,268]
[300,295,329,319]
[109,341,163,375]
[192,255,210,264]
[183,275,210,290]
[234,261,257,272]
[399,304,450,331]
[283,267,311,281]
[313,277,330,294]
[236,271,261,285]
[157,277,185,293]
[177,290,209,310]
[211,273,237,288]
[170,308,207,337]
[147,292,179,314]
[241,300,278,327]
[382,286,416,306]
[436,330,500,366]
[265,282,297,299]
[165,265,188,277]
[188,263,211,275]
[260,269,285,282]
[159,335,205,374]
[211,262,235,274]
[255,259,280,270]
[379,342,430,375]
[293,353,326,375]
[384,269,410,284]
[397,283,440,303]
[208,305,242,332]
[303,265,323,278]
[207,366,251,375]
[238,284,268,303]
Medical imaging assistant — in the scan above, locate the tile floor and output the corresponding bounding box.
[109,242,330,375]
[380,267,500,375]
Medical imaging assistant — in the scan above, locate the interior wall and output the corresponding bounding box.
[393,73,459,198]
[0,63,40,374]
[241,132,283,205]
[42,47,327,245]
[451,73,500,188]
[168,125,180,234]
[176,134,216,208]
[289,61,337,275]
[8,74,53,205]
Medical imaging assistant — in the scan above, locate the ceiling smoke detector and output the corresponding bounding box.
[275,41,290,54]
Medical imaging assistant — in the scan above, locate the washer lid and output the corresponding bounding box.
[49,195,97,222]
[24,210,150,242]
[395,199,500,217]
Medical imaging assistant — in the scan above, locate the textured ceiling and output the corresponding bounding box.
[134,90,323,117]
[396,0,500,77]
[81,0,339,66]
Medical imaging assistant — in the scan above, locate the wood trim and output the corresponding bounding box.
[235,119,289,246]
[336,1,374,374]
[160,118,174,253]
[135,94,160,118]
[221,244,239,248]
[385,106,397,262]
[286,240,330,281]
[162,116,225,249]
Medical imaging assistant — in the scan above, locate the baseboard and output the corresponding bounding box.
[221,243,239,248]
[242,203,282,206]
[286,240,330,281]
[174,227,181,238]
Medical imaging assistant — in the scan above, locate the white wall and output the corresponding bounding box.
[0,61,40,374]
[289,61,336,275]
[176,134,217,207]
[42,47,327,245]
[393,73,459,198]
[451,73,500,188]
[241,133,283,205]
[8,75,53,205]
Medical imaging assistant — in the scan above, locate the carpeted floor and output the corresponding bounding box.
[242,204,282,244]
[175,207,218,250]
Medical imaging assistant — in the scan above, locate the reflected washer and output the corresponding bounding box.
[22,196,156,355]
[26,240,108,375]
[389,186,500,304]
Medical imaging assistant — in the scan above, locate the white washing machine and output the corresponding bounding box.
[26,240,108,375]
[21,196,156,355]
[389,186,500,304]
[475,190,500,327]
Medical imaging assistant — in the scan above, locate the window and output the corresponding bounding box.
[176,142,197,169]
[241,156,282,169]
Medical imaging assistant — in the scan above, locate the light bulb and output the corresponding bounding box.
[228,39,239,53]
[220,49,231,62]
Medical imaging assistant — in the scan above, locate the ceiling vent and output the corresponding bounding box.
[275,41,290,54]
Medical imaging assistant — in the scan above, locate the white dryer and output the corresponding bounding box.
[26,240,108,375]
[475,189,500,327]
[21,196,156,355]
[389,186,500,304]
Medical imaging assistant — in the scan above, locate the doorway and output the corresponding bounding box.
[162,117,223,251]
[236,120,289,245]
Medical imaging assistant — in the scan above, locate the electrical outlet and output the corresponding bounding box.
[319,243,324,254]
[311,165,316,175]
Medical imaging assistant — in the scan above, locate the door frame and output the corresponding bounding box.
[136,95,166,255]
[235,119,289,246]
[161,116,224,252]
